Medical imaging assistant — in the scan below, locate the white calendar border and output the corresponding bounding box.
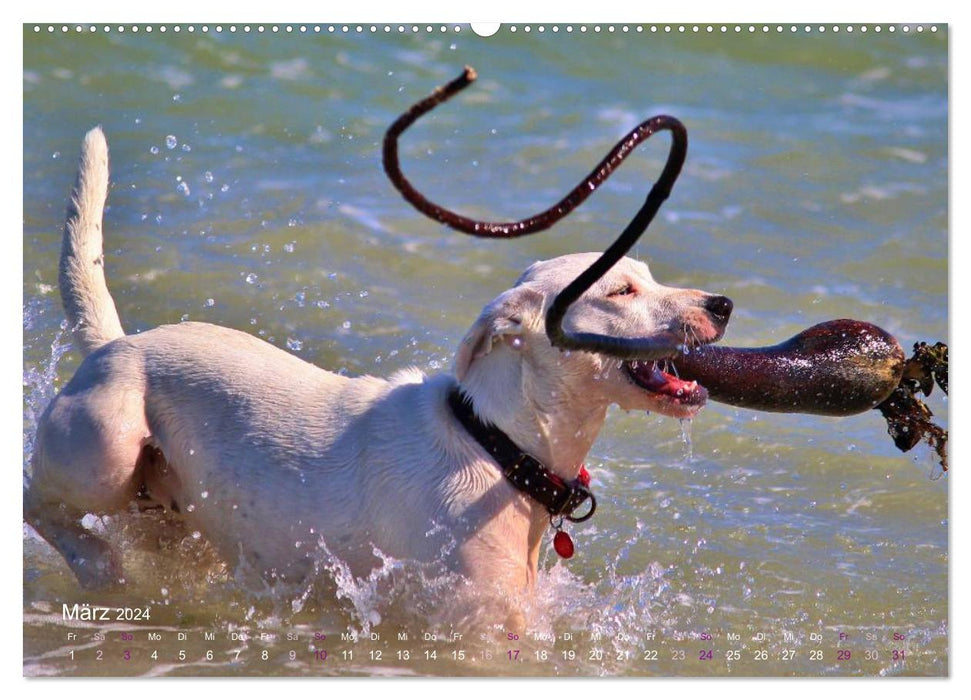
[6,0,961,694]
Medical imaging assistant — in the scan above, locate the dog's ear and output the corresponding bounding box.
[455,285,545,381]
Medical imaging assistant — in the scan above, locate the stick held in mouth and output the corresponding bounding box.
[670,319,906,416]
[672,320,948,473]
[383,66,688,360]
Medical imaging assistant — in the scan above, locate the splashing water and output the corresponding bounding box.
[309,540,397,635]
[23,302,73,480]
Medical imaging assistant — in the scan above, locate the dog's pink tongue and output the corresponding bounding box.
[641,364,681,393]
[636,362,693,395]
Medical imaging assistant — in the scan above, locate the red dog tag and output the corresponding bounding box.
[553,530,575,559]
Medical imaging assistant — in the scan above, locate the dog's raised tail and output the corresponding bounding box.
[59,126,125,356]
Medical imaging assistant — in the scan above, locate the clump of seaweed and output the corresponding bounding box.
[877,342,948,474]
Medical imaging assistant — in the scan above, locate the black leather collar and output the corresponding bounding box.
[447,388,596,523]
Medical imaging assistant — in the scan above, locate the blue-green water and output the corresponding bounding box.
[23,24,947,676]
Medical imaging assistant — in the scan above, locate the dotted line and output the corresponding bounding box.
[31,24,466,34]
[505,24,940,34]
[31,24,941,35]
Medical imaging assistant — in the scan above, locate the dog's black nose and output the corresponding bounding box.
[705,295,733,322]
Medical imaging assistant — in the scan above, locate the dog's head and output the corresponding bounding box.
[455,253,732,420]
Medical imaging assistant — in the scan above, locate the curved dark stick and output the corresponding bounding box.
[383,66,688,358]
[544,119,686,359]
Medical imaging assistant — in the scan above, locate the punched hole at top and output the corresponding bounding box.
[471,23,501,37]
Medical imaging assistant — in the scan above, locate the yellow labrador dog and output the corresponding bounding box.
[25,128,732,609]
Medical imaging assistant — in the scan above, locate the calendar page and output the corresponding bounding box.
[22,20,948,678]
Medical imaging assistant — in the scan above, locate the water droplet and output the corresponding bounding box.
[679,418,694,460]
[186,504,196,512]
[52,151,60,159]
[287,337,303,351]
[200,491,209,499]
[284,242,295,253]
[342,321,351,330]
[204,298,215,307]
[165,135,177,149]
[149,145,159,155]
[220,184,230,193]
[359,290,369,298]
[245,273,258,284]
[176,181,190,196]
[181,143,191,152]
[191,530,201,539]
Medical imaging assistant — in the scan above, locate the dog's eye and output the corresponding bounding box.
[608,283,636,298]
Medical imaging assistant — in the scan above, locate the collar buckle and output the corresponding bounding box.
[563,488,597,523]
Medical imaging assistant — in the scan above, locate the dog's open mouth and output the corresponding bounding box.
[624,359,708,407]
